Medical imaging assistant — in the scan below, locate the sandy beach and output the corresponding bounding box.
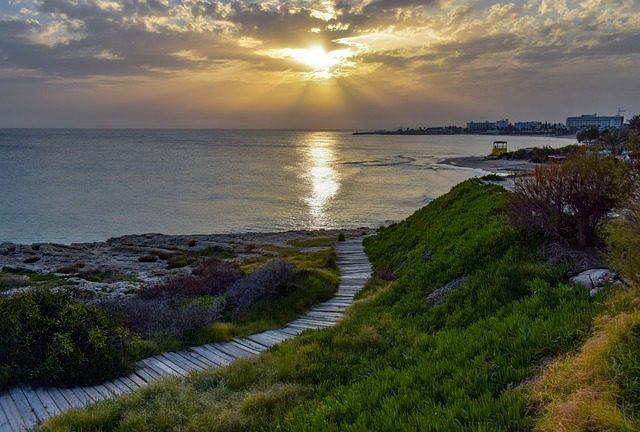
[438,156,538,174]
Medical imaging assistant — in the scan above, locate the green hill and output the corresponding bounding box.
[40,178,637,431]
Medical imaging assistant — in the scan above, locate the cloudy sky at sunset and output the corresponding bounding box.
[0,0,638,129]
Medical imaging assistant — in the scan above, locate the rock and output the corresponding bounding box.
[427,276,468,306]
[569,268,619,295]
[423,249,434,262]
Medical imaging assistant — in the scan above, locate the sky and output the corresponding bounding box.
[0,0,638,129]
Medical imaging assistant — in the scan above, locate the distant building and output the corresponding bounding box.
[467,119,509,132]
[514,121,542,131]
[566,114,624,129]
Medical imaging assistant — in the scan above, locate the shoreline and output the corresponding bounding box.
[438,155,538,174]
[0,228,373,298]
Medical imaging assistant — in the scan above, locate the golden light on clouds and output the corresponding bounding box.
[0,0,638,127]
[258,46,357,79]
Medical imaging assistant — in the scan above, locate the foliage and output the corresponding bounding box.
[228,259,297,317]
[0,288,140,389]
[40,179,603,431]
[508,154,629,247]
[532,302,640,431]
[507,144,581,162]
[139,258,241,299]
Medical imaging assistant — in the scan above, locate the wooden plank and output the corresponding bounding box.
[33,389,62,417]
[68,387,92,406]
[279,327,302,335]
[19,387,49,423]
[127,372,148,388]
[201,345,235,364]
[0,402,12,432]
[93,384,115,399]
[46,387,73,411]
[247,333,282,347]
[60,388,84,409]
[136,365,163,381]
[9,387,38,428]
[145,357,184,377]
[139,358,176,378]
[188,350,220,368]
[132,368,156,384]
[263,330,292,341]
[0,392,27,432]
[116,376,139,392]
[228,340,262,355]
[192,346,229,367]
[171,352,208,371]
[158,353,193,374]
[103,381,125,397]
[214,343,251,359]
[79,386,104,403]
[163,352,201,373]
[233,337,270,352]
[287,322,321,331]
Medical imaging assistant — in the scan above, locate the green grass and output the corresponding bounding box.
[38,179,612,430]
[186,267,339,346]
[0,267,69,290]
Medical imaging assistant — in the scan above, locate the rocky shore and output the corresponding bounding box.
[0,228,373,298]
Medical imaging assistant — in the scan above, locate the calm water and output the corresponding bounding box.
[0,129,573,244]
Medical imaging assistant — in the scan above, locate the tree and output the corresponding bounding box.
[599,128,628,155]
[627,114,640,132]
[508,154,629,247]
[576,127,599,144]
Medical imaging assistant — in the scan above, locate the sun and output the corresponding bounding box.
[259,45,355,79]
[295,46,339,70]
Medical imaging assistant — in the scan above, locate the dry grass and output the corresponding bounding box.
[531,305,640,432]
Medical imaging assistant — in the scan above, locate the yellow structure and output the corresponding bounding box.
[489,141,508,156]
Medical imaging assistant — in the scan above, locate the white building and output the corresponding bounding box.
[566,114,624,129]
[467,119,509,131]
[514,121,542,131]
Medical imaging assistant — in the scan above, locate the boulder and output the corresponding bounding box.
[427,276,468,306]
[569,268,619,296]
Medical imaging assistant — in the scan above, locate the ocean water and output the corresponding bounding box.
[0,129,573,244]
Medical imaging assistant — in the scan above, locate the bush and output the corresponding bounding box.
[139,258,241,299]
[228,259,296,316]
[0,288,139,389]
[100,296,226,340]
[508,154,629,247]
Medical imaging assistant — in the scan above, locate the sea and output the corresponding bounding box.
[0,129,574,245]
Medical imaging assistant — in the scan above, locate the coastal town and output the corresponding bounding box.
[354,111,632,136]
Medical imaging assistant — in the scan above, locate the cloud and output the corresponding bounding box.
[0,0,638,127]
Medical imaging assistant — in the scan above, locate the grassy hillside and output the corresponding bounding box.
[40,179,627,431]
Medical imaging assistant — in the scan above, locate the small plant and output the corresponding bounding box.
[55,262,85,274]
[228,259,297,316]
[23,255,41,264]
[138,254,158,262]
[337,233,346,242]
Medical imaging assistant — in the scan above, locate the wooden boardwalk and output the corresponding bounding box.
[0,236,371,431]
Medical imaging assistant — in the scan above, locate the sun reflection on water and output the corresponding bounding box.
[301,133,340,228]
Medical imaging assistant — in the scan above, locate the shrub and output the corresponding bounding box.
[139,258,241,299]
[0,288,139,389]
[508,154,629,247]
[100,296,226,340]
[228,259,296,316]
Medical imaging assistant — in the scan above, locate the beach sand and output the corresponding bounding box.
[438,156,537,174]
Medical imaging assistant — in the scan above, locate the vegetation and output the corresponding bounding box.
[2,244,340,389]
[509,153,629,247]
[0,288,140,389]
[506,144,581,163]
[40,179,616,430]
